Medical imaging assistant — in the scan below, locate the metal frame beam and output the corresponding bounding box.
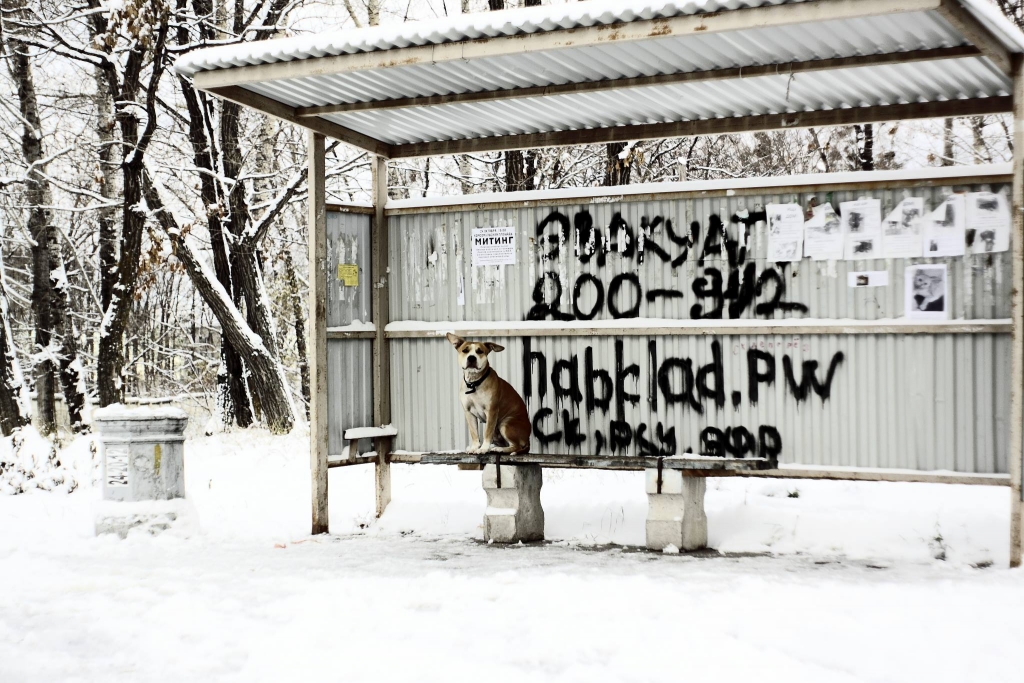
[372,155,392,518]
[936,0,1013,75]
[210,86,393,157]
[295,46,982,118]
[191,0,943,90]
[387,96,1012,158]
[308,131,329,535]
[384,321,1012,339]
[1009,54,1024,569]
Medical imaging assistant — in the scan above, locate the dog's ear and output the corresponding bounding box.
[445,332,465,349]
[485,342,505,353]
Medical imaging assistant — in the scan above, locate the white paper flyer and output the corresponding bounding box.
[766,203,805,262]
[842,198,882,260]
[905,264,948,320]
[471,226,516,266]
[966,191,1010,254]
[803,202,843,261]
[882,197,924,259]
[922,195,966,257]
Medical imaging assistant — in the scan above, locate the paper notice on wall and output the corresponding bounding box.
[105,445,129,487]
[766,203,805,262]
[471,226,516,266]
[804,203,843,261]
[336,264,358,286]
[905,263,949,320]
[882,197,924,259]
[848,271,889,288]
[922,194,966,257]
[842,198,882,260]
[967,191,1010,254]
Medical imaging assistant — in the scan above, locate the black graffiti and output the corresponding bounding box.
[537,211,570,261]
[701,425,782,462]
[528,266,806,322]
[691,262,809,320]
[526,338,844,417]
[522,338,843,459]
[572,274,604,320]
[783,352,845,402]
[529,208,809,322]
[747,349,776,405]
[607,273,641,319]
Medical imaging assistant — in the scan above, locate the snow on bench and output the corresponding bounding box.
[344,425,398,440]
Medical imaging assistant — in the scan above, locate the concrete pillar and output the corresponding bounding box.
[92,406,189,537]
[646,469,708,551]
[482,464,544,543]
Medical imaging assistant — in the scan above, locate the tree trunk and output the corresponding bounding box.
[855,123,874,171]
[92,5,169,407]
[144,172,296,433]
[0,252,30,436]
[283,248,310,418]
[94,67,119,312]
[604,142,633,186]
[942,118,955,166]
[6,10,55,433]
[491,0,538,192]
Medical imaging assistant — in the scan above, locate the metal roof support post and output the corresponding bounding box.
[309,131,330,534]
[1010,55,1024,568]
[372,154,392,517]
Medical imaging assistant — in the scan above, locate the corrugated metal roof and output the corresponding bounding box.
[175,0,811,76]
[174,0,1024,155]
[174,0,1024,76]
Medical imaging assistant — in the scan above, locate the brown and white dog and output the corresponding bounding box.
[446,333,531,454]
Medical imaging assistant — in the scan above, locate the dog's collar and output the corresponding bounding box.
[464,367,492,394]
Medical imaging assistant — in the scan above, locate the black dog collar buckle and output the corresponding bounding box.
[464,368,492,394]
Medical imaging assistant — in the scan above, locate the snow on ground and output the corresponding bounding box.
[1,428,1022,682]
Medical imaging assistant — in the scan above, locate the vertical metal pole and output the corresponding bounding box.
[309,132,329,535]
[1010,55,1024,569]
[372,154,392,517]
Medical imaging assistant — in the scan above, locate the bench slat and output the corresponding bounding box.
[344,425,398,440]
[389,451,771,472]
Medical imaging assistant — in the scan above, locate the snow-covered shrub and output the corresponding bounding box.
[0,427,98,495]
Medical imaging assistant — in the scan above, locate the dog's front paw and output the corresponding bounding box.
[479,442,494,453]
[466,444,480,454]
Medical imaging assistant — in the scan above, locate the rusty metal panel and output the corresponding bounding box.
[387,179,1012,473]
[390,333,1010,473]
[326,211,373,456]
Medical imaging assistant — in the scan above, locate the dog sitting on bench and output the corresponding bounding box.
[446,333,531,454]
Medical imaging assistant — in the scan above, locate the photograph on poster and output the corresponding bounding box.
[804,202,843,260]
[766,203,804,262]
[904,264,948,320]
[848,271,889,288]
[882,197,924,258]
[841,198,881,260]
[922,195,966,257]
[966,191,1010,254]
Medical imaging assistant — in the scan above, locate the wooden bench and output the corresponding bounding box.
[367,446,771,549]
[327,425,398,468]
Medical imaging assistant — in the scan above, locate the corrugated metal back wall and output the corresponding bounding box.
[327,211,373,456]
[380,179,1011,472]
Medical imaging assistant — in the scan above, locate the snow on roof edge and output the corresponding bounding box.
[173,0,807,77]
[961,0,1024,53]
[385,163,1013,211]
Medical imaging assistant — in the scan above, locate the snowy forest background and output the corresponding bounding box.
[0,0,1021,443]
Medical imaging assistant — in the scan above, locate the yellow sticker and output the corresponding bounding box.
[337,264,359,286]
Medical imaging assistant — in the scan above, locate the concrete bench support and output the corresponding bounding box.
[646,469,708,551]
[482,464,544,543]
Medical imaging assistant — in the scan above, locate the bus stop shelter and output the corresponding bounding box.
[176,0,1024,566]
